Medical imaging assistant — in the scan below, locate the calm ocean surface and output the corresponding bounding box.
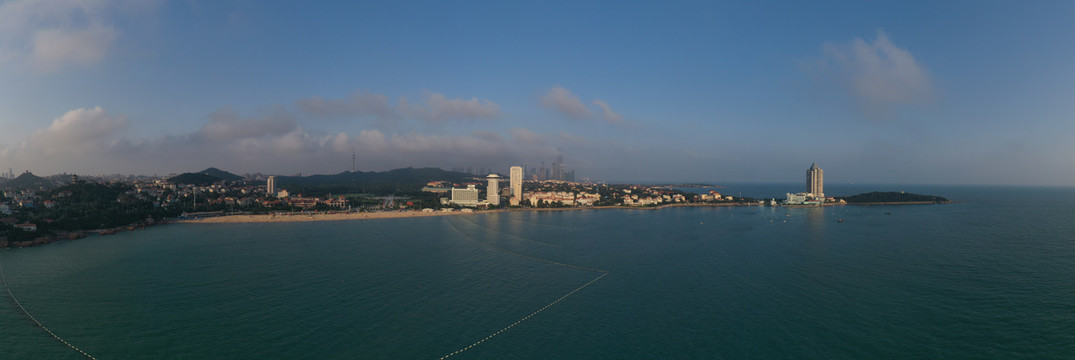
[2,185,1074,359]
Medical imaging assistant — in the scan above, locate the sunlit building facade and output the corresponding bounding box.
[510,166,523,200]
[807,163,823,198]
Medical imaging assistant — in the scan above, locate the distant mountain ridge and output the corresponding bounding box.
[275,167,475,195]
[837,192,949,203]
[276,167,473,186]
[168,167,244,185]
[197,167,244,181]
[165,167,474,195]
[4,171,54,189]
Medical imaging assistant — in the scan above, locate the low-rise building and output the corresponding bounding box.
[450,185,480,206]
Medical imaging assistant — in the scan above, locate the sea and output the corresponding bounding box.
[1,184,1074,359]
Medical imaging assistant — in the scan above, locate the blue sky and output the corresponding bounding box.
[1,0,1073,185]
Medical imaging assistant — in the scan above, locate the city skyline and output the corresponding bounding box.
[1,1,1074,186]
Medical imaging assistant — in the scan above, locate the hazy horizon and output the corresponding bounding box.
[2,1,1073,186]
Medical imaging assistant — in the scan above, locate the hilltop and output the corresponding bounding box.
[837,192,949,203]
[196,167,244,181]
[275,167,474,196]
[4,171,55,189]
[161,166,474,195]
[168,167,244,185]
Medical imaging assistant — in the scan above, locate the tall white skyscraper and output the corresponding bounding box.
[486,174,500,206]
[509,166,523,200]
[267,176,276,196]
[806,163,823,197]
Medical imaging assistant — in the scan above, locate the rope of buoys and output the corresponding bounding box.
[0,262,97,359]
[440,218,608,359]
[439,272,607,360]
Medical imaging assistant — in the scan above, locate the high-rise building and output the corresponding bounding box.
[486,174,500,206]
[267,176,276,196]
[510,166,523,200]
[806,163,823,197]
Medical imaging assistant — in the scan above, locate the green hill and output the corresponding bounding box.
[168,167,245,185]
[5,171,54,189]
[837,192,949,203]
[195,167,244,181]
[275,167,474,196]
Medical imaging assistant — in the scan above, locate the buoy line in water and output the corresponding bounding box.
[0,262,97,360]
[440,218,608,359]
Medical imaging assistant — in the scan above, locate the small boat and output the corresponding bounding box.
[837,219,844,223]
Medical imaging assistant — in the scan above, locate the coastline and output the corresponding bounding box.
[175,210,475,224]
[176,203,765,224]
[3,201,956,247]
[176,201,957,225]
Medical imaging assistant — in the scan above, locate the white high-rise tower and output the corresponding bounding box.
[806,163,823,198]
[486,174,501,206]
[267,176,276,196]
[509,166,523,200]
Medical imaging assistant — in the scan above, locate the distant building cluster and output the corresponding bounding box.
[526,154,575,182]
[451,154,576,183]
[0,168,14,180]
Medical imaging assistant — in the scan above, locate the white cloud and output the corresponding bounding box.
[540,86,629,126]
[471,130,505,143]
[297,89,501,123]
[811,30,933,118]
[591,99,624,125]
[540,86,591,119]
[23,106,125,155]
[0,105,556,175]
[0,0,158,73]
[559,131,589,145]
[196,106,296,142]
[294,90,396,119]
[31,22,117,72]
[509,128,545,145]
[423,93,501,121]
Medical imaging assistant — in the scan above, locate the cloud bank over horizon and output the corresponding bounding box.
[0,102,567,177]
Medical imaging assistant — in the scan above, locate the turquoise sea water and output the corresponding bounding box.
[2,185,1075,359]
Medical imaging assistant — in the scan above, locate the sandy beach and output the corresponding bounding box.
[175,204,756,224]
[175,201,947,225]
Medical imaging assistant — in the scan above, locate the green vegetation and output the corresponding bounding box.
[277,167,473,197]
[168,172,227,186]
[196,167,244,181]
[837,192,949,203]
[39,182,179,230]
[6,172,54,189]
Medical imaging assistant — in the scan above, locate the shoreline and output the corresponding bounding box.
[3,201,957,247]
[175,210,475,224]
[177,200,957,224]
[175,202,775,224]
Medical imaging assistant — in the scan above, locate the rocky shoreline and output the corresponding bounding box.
[0,218,170,248]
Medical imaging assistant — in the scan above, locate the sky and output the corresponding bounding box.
[1,0,1073,186]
